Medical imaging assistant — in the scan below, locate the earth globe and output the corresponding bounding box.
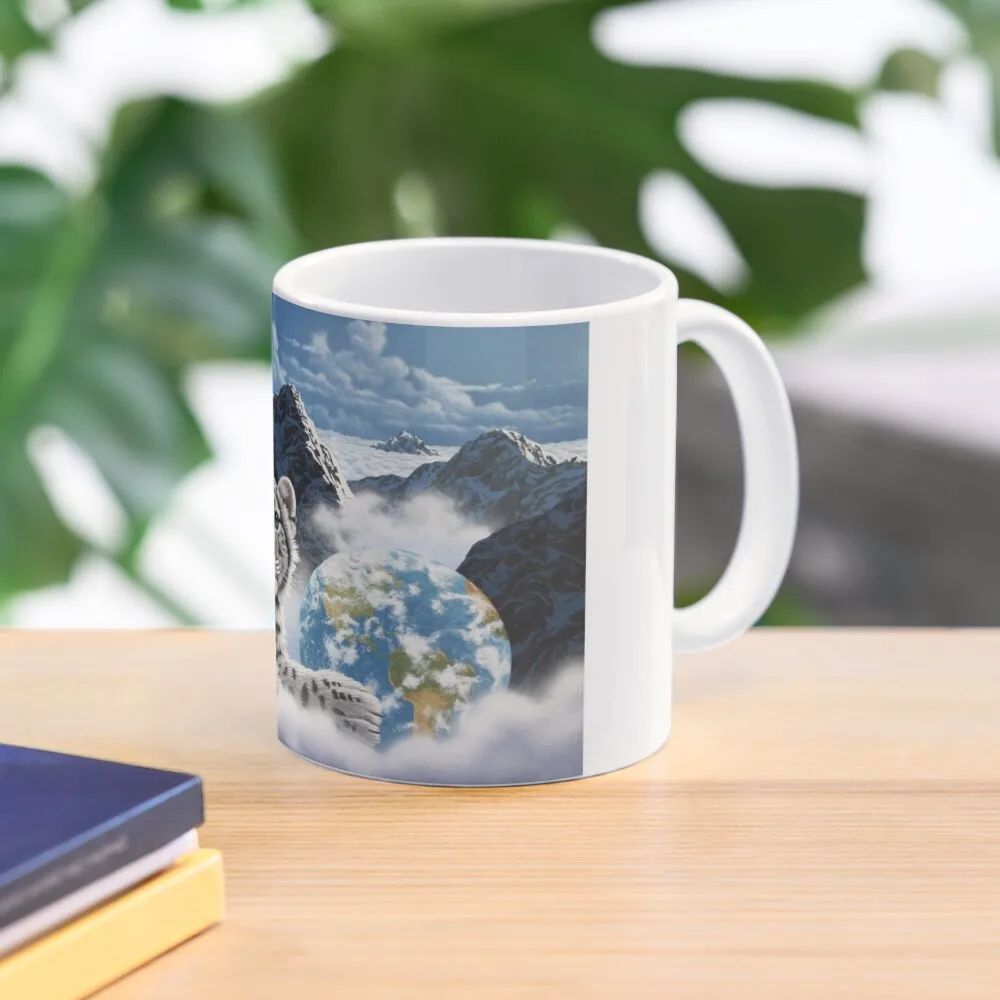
[298,548,512,748]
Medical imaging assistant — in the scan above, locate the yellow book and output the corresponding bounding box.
[0,848,224,1000]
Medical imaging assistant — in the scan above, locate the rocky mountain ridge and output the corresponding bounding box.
[371,430,438,456]
[351,428,585,528]
[458,478,586,692]
[274,384,353,585]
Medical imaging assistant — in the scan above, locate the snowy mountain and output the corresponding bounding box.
[273,383,353,583]
[371,430,438,456]
[350,429,585,528]
[458,478,586,692]
[276,397,588,692]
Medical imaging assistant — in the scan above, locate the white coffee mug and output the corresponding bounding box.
[271,238,797,786]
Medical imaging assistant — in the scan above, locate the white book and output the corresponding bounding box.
[0,829,199,958]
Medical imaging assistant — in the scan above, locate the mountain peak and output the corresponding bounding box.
[460,429,556,468]
[371,430,438,456]
[274,383,314,429]
[274,383,353,585]
[276,381,303,407]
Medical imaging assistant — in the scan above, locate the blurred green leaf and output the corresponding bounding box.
[677,582,819,627]
[0,444,83,597]
[257,48,410,248]
[0,1,48,62]
[0,168,82,598]
[264,0,866,331]
[58,0,264,13]
[755,591,820,627]
[311,0,561,41]
[166,0,264,9]
[0,100,292,606]
[877,48,942,97]
[93,101,293,364]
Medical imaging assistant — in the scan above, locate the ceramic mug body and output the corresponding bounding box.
[272,238,797,786]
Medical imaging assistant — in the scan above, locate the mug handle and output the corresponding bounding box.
[673,300,799,653]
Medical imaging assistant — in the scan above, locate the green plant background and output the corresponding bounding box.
[0,0,983,623]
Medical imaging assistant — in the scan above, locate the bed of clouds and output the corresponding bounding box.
[319,430,586,481]
[307,493,490,572]
[279,318,587,445]
[277,662,584,786]
[317,430,459,480]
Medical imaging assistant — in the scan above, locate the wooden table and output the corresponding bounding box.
[1,630,998,999]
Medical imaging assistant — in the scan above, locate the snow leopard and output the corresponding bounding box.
[275,475,381,747]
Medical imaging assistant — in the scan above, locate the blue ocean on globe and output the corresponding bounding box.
[298,548,512,749]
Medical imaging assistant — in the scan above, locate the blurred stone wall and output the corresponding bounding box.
[675,365,1000,626]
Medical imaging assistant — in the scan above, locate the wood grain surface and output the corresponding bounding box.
[1,629,998,999]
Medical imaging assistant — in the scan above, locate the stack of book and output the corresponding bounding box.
[0,743,224,999]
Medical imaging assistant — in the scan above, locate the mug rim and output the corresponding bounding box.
[273,237,677,327]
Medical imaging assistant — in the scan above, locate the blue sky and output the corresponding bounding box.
[273,297,589,445]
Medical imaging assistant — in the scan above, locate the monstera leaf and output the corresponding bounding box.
[0,100,292,609]
[0,170,81,594]
[260,0,866,332]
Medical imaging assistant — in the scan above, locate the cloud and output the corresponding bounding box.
[306,492,491,571]
[469,381,588,413]
[281,324,587,444]
[303,330,332,361]
[347,319,387,355]
[277,663,584,786]
[317,429,586,480]
[399,632,432,660]
[475,645,508,683]
[543,440,588,463]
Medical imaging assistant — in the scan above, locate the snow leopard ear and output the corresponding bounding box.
[276,476,296,523]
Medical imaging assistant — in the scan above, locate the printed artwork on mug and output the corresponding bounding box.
[272,296,588,785]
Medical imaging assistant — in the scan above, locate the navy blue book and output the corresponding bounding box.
[0,744,203,932]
